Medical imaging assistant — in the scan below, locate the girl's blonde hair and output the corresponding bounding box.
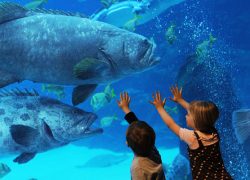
[189,101,219,133]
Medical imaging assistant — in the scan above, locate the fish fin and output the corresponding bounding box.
[103,84,115,98]
[0,2,29,24]
[0,88,39,97]
[111,89,116,98]
[56,91,65,100]
[104,84,115,98]
[13,152,36,164]
[73,58,103,80]
[33,8,87,18]
[10,125,40,147]
[104,84,111,94]
[100,0,110,8]
[100,0,116,8]
[113,114,118,120]
[232,109,250,144]
[0,70,19,88]
[209,33,216,46]
[0,163,11,174]
[0,2,87,23]
[41,84,46,92]
[72,84,97,106]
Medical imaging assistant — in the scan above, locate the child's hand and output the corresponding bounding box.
[170,85,183,103]
[150,91,166,109]
[117,92,131,114]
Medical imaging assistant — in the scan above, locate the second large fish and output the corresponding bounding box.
[0,89,102,164]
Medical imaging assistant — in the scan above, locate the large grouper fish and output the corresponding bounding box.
[0,2,159,105]
[0,89,103,164]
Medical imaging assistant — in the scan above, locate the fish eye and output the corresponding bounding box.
[72,109,81,114]
[143,39,148,44]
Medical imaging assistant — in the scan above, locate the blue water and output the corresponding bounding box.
[0,0,249,179]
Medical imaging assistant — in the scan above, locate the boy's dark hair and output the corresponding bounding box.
[126,121,155,157]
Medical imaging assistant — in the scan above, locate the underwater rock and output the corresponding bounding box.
[0,89,102,164]
[0,162,11,178]
[176,54,249,179]
[0,2,159,106]
[166,154,190,180]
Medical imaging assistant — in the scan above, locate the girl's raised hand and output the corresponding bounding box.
[150,91,166,109]
[170,85,183,103]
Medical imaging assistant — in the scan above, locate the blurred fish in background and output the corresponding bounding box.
[24,0,48,9]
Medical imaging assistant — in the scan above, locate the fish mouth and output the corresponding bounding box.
[78,114,103,137]
[43,122,59,142]
[140,43,160,67]
[82,113,98,130]
[83,114,103,137]
[83,127,103,137]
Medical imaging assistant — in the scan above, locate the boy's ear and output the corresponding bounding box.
[126,141,129,147]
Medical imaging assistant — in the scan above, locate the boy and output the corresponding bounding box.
[117,92,165,180]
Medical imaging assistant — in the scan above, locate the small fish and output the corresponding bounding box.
[100,115,118,128]
[0,162,11,178]
[165,24,177,45]
[100,0,118,8]
[232,109,250,144]
[164,106,178,115]
[25,0,48,10]
[123,14,142,31]
[196,33,216,59]
[41,84,65,100]
[90,84,116,111]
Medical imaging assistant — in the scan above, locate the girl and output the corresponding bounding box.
[150,86,232,180]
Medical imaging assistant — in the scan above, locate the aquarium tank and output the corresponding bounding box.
[0,0,249,179]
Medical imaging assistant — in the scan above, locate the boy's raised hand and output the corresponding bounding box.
[117,92,131,114]
[170,85,183,103]
[150,91,166,109]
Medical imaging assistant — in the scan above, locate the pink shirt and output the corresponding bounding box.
[179,128,218,150]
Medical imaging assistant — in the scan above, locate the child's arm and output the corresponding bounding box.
[170,85,189,110]
[150,91,181,137]
[117,92,139,124]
